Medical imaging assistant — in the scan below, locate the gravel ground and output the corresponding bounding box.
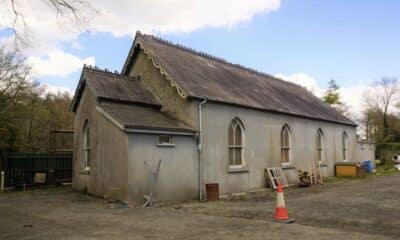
[174,174,400,237]
[0,174,399,239]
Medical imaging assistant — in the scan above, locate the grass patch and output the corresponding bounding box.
[324,176,365,184]
[324,163,399,184]
[369,162,399,177]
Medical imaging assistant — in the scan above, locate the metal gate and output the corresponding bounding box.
[2,152,72,188]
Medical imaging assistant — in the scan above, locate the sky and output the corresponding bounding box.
[1,0,399,122]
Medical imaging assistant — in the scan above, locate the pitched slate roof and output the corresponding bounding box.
[70,66,159,112]
[122,32,356,126]
[99,101,195,132]
[70,66,194,133]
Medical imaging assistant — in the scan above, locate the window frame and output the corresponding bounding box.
[228,118,245,168]
[157,135,175,147]
[316,129,324,163]
[280,124,292,166]
[342,131,348,161]
[158,135,172,144]
[82,120,91,170]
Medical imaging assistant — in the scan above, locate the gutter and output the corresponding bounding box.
[198,98,207,201]
[125,128,195,136]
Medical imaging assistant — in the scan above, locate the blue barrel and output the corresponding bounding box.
[361,162,368,172]
[365,161,374,172]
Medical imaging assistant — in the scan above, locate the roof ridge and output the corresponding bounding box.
[139,33,303,89]
[83,65,139,81]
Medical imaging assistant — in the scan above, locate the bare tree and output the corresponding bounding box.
[0,47,32,116]
[363,77,399,142]
[5,0,99,49]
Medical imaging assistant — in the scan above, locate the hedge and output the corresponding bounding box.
[376,142,400,163]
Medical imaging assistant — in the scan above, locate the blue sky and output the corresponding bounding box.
[56,0,400,90]
[1,0,399,113]
[164,0,400,89]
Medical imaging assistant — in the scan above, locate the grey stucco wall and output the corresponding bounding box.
[127,133,198,202]
[97,111,129,200]
[73,87,129,200]
[72,88,98,193]
[200,101,358,195]
[357,141,375,163]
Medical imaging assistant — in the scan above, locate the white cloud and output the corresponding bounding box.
[0,1,82,56]
[71,41,83,50]
[92,0,281,35]
[275,73,318,93]
[26,51,95,77]
[276,73,399,137]
[0,0,281,90]
[274,72,374,132]
[339,85,370,117]
[42,84,74,96]
[0,0,281,53]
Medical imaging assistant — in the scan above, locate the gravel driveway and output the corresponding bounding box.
[0,174,399,239]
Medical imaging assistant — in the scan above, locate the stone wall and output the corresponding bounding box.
[128,50,198,128]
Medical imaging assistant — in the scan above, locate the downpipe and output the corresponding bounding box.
[198,98,207,201]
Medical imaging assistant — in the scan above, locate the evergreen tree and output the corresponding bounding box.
[322,79,349,115]
[323,79,341,105]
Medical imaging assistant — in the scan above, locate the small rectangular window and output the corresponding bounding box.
[158,135,172,145]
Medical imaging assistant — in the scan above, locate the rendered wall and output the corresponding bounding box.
[72,87,129,200]
[357,141,375,162]
[200,101,358,195]
[97,112,129,200]
[127,133,198,202]
[72,88,98,193]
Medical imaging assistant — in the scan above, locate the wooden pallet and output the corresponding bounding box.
[265,167,289,190]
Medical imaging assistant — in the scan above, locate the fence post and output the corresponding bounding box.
[1,171,4,192]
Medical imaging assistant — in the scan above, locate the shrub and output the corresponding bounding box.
[376,142,400,164]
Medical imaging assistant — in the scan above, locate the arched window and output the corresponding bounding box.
[281,124,291,164]
[316,129,324,162]
[228,118,244,167]
[83,120,90,169]
[342,131,348,161]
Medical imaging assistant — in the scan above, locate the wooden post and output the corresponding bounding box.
[299,159,304,172]
[318,163,323,184]
[310,160,317,185]
[1,171,5,192]
[309,161,312,185]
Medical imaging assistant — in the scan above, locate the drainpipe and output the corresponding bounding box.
[198,98,207,201]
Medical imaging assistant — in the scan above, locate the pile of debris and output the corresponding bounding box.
[104,198,136,209]
[297,169,323,187]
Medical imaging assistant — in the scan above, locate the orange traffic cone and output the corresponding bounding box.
[273,183,295,223]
